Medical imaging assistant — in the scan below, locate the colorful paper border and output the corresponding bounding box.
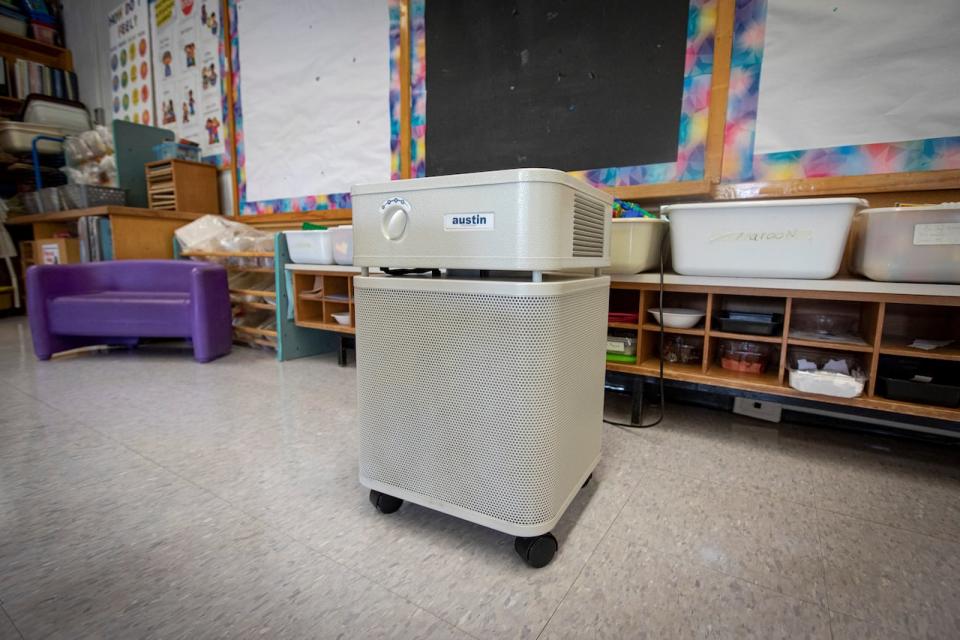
[409,0,717,187]
[231,0,402,214]
[722,0,960,182]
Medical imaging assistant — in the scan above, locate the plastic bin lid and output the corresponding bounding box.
[859,203,960,215]
[662,197,868,212]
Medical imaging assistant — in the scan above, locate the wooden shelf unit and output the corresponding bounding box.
[288,268,357,335]
[181,249,278,350]
[608,277,960,422]
[145,159,220,213]
[0,31,73,70]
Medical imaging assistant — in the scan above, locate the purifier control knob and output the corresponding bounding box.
[380,197,410,241]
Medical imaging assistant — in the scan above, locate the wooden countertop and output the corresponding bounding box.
[611,272,960,299]
[8,206,210,225]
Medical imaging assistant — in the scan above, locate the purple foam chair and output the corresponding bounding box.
[27,260,233,363]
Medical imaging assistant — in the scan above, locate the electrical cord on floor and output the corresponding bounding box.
[603,227,668,429]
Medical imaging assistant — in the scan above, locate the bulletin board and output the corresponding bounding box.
[108,0,155,126]
[722,0,960,183]
[229,0,402,214]
[149,0,231,166]
[409,0,719,190]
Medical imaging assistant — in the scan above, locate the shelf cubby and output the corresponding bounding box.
[607,278,960,423]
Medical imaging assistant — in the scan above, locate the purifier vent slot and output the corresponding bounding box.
[573,193,607,257]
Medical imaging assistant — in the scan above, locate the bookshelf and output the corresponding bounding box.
[0,31,72,70]
[0,31,74,115]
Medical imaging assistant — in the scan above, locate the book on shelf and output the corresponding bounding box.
[0,56,78,101]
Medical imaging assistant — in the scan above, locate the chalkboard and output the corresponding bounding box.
[424,0,690,176]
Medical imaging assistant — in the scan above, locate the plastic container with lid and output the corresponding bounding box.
[718,340,772,374]
[285,229,333,265]
[877,358,959,408]
[606,334,637,356]
[787,348,866,398]
[24,97,91,135]
[0,121,64,155]
[330,225,353,265]
[850,204,960,283]
[662,198,867,279]
[660,335,703,364]
[606,217,668,274]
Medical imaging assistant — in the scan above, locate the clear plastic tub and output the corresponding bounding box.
[606,335,637,356]
[718,340,772,374]
[330,225,353,265]
[606,218,668,274]
[660,335,703,364]
[850,204,960,283]
[662,198,867,279]
[788,348,866,398]
[153,141,202,162]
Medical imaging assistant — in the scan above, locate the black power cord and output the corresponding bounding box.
[603,227,668,429]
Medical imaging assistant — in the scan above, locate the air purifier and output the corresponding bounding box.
[351,169,612,568]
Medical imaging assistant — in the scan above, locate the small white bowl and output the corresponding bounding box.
[648,308,704,329]
[332,312,351,326]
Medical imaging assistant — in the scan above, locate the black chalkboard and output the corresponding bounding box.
[424,1,691,176]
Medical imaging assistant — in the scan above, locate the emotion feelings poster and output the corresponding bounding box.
[150,0,226,158]
[107,0,155,124]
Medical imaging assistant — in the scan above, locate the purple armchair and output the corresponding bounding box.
[27,260,233,363]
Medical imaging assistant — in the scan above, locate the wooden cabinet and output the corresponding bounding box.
[146,159,220,214]
[287,267,358,335]
[608,275,960,422]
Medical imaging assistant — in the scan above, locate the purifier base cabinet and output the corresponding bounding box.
[355,275,609,552]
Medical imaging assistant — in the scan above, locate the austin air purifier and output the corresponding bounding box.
[351,169,612,568]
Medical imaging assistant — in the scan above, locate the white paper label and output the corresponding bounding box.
[606,340,625,353]
[914,222,960,246]
[443,213,494,231]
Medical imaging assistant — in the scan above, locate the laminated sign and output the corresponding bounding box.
[108,0,154,125]
[150,0,226,157]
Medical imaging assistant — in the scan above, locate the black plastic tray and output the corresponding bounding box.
[714,312,783,336]
[879,377,960,408]
[877,357,960,407]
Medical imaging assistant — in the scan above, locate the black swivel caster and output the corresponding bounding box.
[515,532,558,568]
[582,473,593,489]
[369,489,403,514]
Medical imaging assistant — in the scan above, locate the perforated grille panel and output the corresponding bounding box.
[355,281,607,528]
[572,193,607,257]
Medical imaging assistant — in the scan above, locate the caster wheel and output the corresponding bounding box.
[582,473,593,489]
[369,489,403,514]
[514,532,558,568]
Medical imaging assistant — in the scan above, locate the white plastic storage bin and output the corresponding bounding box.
[330,225,353,265]
[285,229,333,265]
[24,98,91,135]
[606,218,668,274]
[850,204,960,283]
[662,198,867,279]
[0,121,65,155]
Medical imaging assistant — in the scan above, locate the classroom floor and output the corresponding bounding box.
[2,316,959,640]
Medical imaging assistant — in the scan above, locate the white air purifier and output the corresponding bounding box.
[351,169,611,568]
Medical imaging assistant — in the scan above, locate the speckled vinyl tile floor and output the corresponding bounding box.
[1,317,959,639]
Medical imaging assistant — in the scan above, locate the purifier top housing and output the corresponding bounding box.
[351,168,613,271]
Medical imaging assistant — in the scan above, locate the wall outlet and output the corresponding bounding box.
[733,397,783,423]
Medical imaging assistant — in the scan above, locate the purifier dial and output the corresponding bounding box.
[380,197,410,241]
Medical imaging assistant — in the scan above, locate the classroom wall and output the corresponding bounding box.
[62,0,116,124]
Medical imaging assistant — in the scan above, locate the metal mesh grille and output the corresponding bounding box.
[572,193,606,257]
[355,283,607,527]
